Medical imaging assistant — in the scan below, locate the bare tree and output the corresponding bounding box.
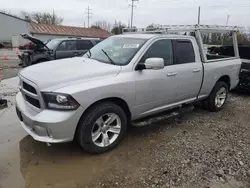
[111,21,126,35]
[0,9,12,14]
[91,20,112,31]
[20,11,63,25]
[20,11,32,21]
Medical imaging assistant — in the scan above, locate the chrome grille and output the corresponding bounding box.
[19,77,42,110]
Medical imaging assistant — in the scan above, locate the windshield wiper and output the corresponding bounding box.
[86,50,91,58]
[101,49,116,65]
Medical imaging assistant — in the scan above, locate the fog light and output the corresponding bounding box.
[34,126,48,137]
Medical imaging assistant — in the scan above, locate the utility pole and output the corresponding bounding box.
[130,0,138,28]
[85,6,92,28]
[225,14,230,26]
[52,9,55,25]
[221,15,230,45]
[197,6,201,25]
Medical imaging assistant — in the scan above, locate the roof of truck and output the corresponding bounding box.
[117,34,194,40]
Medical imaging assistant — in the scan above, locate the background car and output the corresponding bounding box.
[18,34,101,67]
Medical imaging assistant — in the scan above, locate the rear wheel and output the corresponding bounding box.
[203,81,229,112]
[76,102,127,154]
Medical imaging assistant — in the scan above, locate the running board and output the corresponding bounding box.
[132,105,194,127]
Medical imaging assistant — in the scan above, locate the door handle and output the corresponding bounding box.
[167,72,177,77]
[193,69,201,73]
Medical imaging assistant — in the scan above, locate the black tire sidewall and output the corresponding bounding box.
[204,81,229,112]
[77,102,127,154]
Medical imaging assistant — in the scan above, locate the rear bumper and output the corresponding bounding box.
[16,92,84,143]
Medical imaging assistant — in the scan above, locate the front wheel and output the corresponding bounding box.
[203,81,229,112]
[76,102,127,154]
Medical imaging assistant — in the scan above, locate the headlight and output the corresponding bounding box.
[42,92,80,110]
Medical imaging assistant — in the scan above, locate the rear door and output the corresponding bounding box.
[171,39,203,102]
[55,40,77,59]
[76,40,94,56]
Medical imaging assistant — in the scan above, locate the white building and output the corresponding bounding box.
[0,12,30,47]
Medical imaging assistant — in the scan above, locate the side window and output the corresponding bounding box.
[57,41,76,51]
[95,40,101,44]
[174,40,195,64]
[77,40,93,50]
[140,39,173,66]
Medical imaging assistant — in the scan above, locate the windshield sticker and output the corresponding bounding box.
[122,44,140,48]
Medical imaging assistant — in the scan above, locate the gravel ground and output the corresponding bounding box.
[85,93,250,188]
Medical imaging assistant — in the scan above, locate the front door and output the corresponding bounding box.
[55,40,77,59]
[134,39,179,117]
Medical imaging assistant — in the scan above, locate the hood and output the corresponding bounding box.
[20,34,47,49]
[19,57,122,91]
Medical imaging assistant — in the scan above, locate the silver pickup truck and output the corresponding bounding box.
[16,25,242,153]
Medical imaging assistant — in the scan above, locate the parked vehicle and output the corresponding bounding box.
[0,41,11,48]
[18,34,101,67]
[0,42,4,48]
[209,45,250,91]
[16,25,242,154]
[19,42,36,50]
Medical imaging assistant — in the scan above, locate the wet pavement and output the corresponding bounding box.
[0,59,21,80]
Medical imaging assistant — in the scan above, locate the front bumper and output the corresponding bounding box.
[16,92,84,143]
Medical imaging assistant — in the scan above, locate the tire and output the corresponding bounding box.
[76,102,127,154]
[203,81,229,112]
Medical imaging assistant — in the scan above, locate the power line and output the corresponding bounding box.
[85,5,92,28]
[129,0,139,28]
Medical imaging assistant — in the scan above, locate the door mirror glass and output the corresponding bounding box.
[144,58,164,70]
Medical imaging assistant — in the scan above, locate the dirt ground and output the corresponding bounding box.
[0,78,250,188]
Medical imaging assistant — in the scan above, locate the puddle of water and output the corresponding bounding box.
[0,105,185,188]
[0,106,26,188]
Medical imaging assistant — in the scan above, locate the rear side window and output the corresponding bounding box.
[77,40,93,50]
[140,39,173,66]
[57,41,76,51]
[174,40,195,64]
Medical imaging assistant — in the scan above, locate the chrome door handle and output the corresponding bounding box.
[167,72,177,77]
[193,69,201,73]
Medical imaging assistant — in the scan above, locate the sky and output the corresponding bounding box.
[1,0,250,28]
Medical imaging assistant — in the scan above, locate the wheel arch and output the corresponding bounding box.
[74,97,132,138]
[217,75,231,89]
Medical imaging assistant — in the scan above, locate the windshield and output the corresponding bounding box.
[46,40,61,49]
[84,37,147,65]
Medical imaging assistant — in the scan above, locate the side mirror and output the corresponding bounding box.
[144,58,164,70]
